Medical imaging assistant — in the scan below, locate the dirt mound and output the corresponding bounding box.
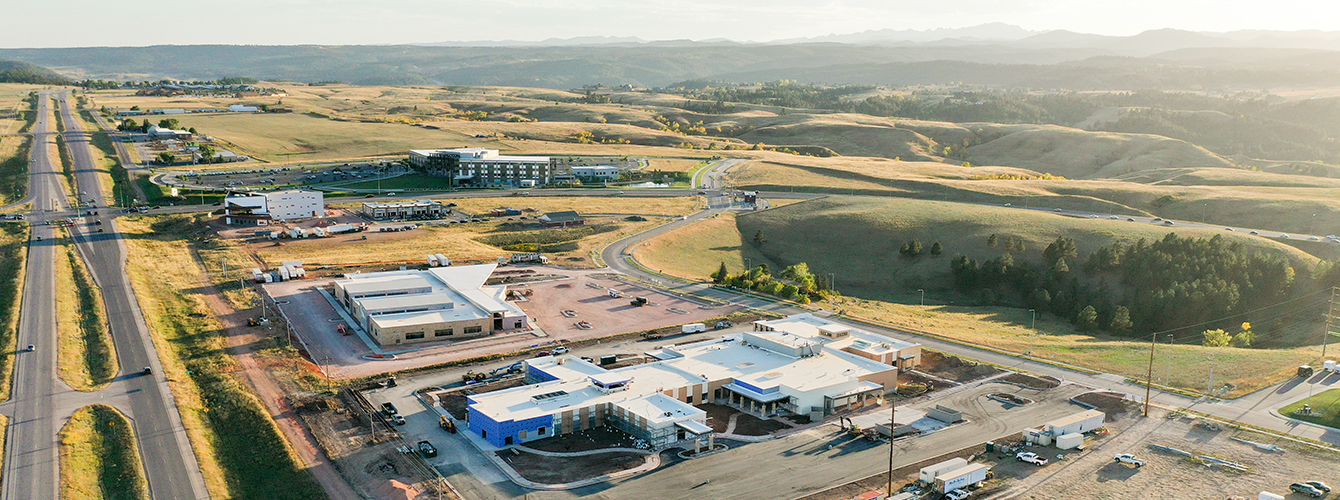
[919,351,1003,383]
[1001,372,1061,389]
[1073,391,1138,421]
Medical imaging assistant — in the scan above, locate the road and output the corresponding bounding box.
[0,92,209,500]
[1,89,62,500]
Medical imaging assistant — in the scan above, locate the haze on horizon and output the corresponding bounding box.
[3,0,1339,48]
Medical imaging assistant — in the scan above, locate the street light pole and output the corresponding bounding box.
[886,384,897,497]
[918,289,925,330]
[1027,309,1036,357]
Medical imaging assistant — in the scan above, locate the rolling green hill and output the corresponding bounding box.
[0,59,69,85]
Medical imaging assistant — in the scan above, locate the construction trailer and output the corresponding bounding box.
[919,458,968,484]
[1047,410,1105,436]
[278,266,291,281]
[326,223,356,234]
[287,227,308,239]
[1056,432,1085,450]
[510,253,548,264]
[933,463,990,494]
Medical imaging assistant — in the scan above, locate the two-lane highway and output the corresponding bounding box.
[1,91,63,500]
[52,92,209,500]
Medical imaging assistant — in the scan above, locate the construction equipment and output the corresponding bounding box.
[461,371,487,383]
[630,296,649,307]
[439,416,457,433]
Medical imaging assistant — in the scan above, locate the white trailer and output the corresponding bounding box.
[435,254,450,266]
[934,463,990,494]
[919,458,968,484]
[427,255,440,267]
[1046,409,1105,436]
[312,227,327,237]
[1324,360,1337,373]
[1259,492,1285,500]
[278,266,291,281]
[682,323,707,334]
[281,260,304,269]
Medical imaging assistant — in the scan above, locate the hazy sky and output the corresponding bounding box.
[3,0,1337,47]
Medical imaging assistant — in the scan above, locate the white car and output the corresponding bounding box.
[945,489,972,500]
[1113,453,1146,467]
[1016,451,1048,466]
[1280,234,1290,239]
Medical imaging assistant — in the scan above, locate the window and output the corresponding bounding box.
[405,331,425,340]
[464,325,483,334]
[434,328,453,337]
[519,430,527,439]
[538,427,546,435]
[686,395,694,404]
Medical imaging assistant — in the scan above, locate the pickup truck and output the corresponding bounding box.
[1016,452,1048,466]
[1113,453,1145,467]
[418,440,438,458]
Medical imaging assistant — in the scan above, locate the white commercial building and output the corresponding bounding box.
[409,147,554,187]
[229,104,259,112]
[332,264,528,346]
[464,313,915,448]
[222,190,324,225]
[569,165,620,181]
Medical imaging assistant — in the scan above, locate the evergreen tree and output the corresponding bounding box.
[1075,305,1099,331]
[987,234,998,249]
[1109,306,1133,334]
[930,241,943,256]
[752,230,766,246]
[711,262,729,284]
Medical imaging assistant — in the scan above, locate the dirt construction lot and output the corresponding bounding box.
[984,409,1340,500]
[515,271,741,340]
[262,268,738,378]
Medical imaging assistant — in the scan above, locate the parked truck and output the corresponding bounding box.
[630,296,649,307]
[682,323,707,334]
[934,463,990,494]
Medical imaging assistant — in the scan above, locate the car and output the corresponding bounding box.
[1052,208,1062,212]
[1127,218,1136,222]
[1307,481,1333,493]
[1292,483,1325,497]
[534,351,552,357]
[392,414,407,425]
[1113,453,1146,467]
[1088,215,1099,219]
[1280,234,1290,239]
[696,191,706,195]
[1153,217,1162,222]
[365,194,375,198]
[1310,236,1321,241]
[945,489,972,500]
[1003,202,1011,206]
[26,344,34,352]
[417,440,438,458]
[446,203,458,207]
[1016,452,1048,466]
[580,356,595,363]
[551,346,570,355]
[1109,215,1120,219]
[1163,220,1174,225]
[1225,227,1234,231]
[386,192,396,196]
[616,190,624,195]
[1250,230,1260,235]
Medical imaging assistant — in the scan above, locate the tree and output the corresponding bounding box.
[1202,328,1231,347]
[1109,306,1133,334]
[1051,257,1070,275]
[930,241,943,256]
[1231,322,1254,348]
[752,230,766,246]
[188,127,198,134]
[1043,236,1078,265]
[157,152,174,165]
[711,262,729,284]
[899,239,923,258]
[118,118,137,131]
[987,234,998,249]
[198,144,217,163]
[780,284,800,299]
[1027,288,1052,311]
[1075,305,1099,331]
[158,118,180,130]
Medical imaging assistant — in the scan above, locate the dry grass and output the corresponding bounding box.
[646,158,703,172]
[59,404,149,500]
[443,195,700,217]
[633,212,777,279]
[54,241,116,392]
[118,215,322,499]
[0,223,29,403]
[836,298,1317,397]
[71,107,118,202]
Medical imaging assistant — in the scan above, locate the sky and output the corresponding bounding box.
[3,0,1338,47]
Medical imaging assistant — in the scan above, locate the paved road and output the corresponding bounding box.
[0,93,208,500]
[53,92,209,500]
[1,89,62,500]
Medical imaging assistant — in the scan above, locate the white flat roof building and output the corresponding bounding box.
[409,147,555,187]
[465,313,912,448]
[222,190,324,225]
[333,263,527,346]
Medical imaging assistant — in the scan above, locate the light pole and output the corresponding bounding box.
[885,383,898,497]
[1207,357,1216,396]
[919,289,926,330]
[1164,334,1173,385]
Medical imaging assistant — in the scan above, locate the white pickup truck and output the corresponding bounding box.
[1016,452,1048,466]
[1113,453,1146,467]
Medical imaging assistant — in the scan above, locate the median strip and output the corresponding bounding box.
[56,242,116,391]
[59,404,149,500]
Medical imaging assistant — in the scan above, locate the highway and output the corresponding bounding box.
[0,92,208,500]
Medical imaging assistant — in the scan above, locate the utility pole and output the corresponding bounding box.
[886,384,897,498]
[1164,334,1173,385]
[1207,357,1216,396]
[1143,330,1156,417]
[1325,287,1338,359]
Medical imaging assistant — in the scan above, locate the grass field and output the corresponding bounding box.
[442,195,700,217]
[634,196,1323,397]
[75,108,119,204]
[161,112,488,162]
[0,223,28,402]
[0,87,37,206]
[59,404,148,500]
[118,215,323,500]
[1280,389,1340,428]
[646,158,704,172]
[55,243,116,391]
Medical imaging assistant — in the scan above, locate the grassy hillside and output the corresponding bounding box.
[730,196,1318,299]
[0,59,69,85]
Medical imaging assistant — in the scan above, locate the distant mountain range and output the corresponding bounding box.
[4,25,1340,89]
